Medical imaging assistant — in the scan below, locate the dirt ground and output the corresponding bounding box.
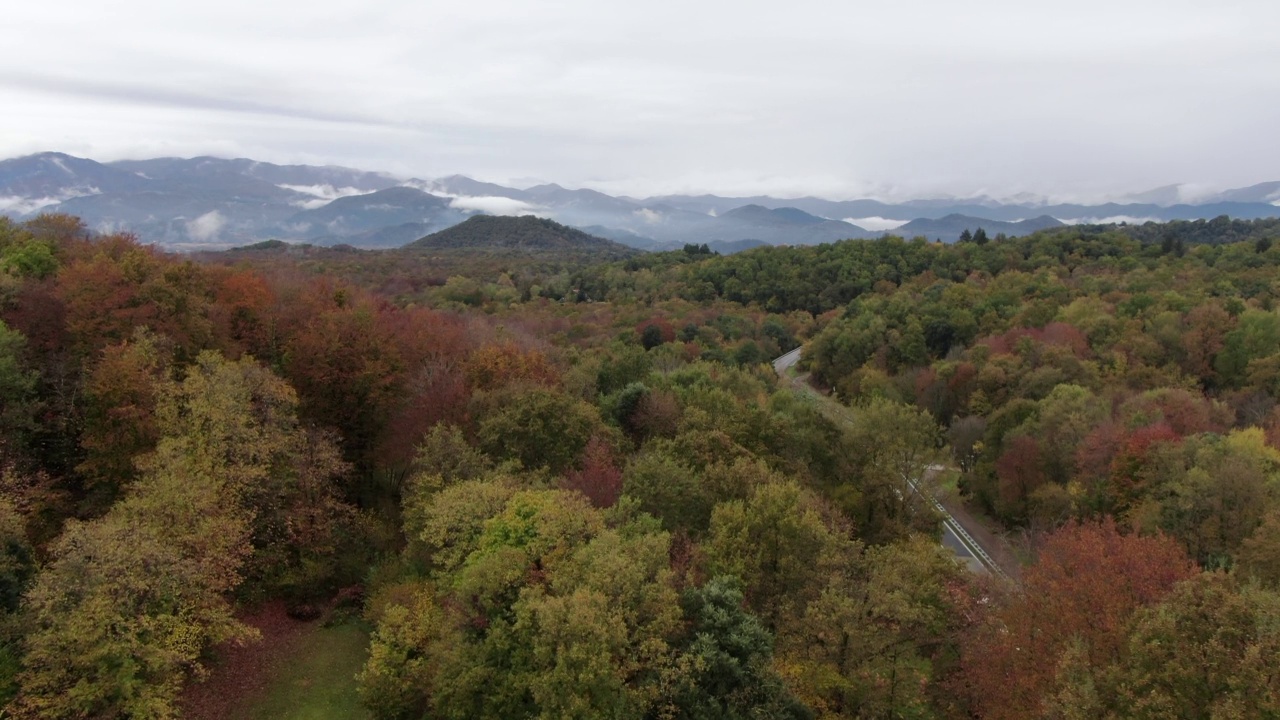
[179,602,316,720]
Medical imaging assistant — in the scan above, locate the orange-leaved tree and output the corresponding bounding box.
[954,519,1195,719]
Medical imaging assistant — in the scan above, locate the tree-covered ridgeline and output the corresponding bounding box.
[565,217,1280,314]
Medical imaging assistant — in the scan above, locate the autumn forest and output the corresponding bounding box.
[1,213,1279,718]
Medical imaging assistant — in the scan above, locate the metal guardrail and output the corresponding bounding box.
[914,479,1008,579]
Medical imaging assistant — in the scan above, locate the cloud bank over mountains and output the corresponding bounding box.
[3,151,1278,251]
[1,0,1277,202]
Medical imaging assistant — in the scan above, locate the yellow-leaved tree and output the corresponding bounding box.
[13,351,350,719]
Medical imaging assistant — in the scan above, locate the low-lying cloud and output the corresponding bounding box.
[186,210,226,241]
[844,216,908,231]
[634,208,663,224]
[0,195,64,215]
[278,183,371,209]
[1059,215,1162,226]
[0,185,100,216]
[410,180,545,216]
[447,195,541,216]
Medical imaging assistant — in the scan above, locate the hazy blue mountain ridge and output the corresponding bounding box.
[2,151,1277,249]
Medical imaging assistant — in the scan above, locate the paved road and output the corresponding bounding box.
[771,346,1007,579]
[917,467,1005,577]
[772,347,803,375]
[940,527,987,573]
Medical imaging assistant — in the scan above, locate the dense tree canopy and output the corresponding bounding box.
[0,212,1278,718]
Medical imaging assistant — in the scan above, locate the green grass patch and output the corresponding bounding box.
[933,469,961,497]
[246,622,371,720]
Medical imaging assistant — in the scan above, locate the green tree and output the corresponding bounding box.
[367,487,689,720]
[641,323,667,350]
[475,385,602,475]
[358,584,451,720]
[1239,511,1280,588]
[0,321,38,461]
[1215,309,1280,386]
[621,450,709,534]
[706,481,857,631]
[403,476,520,576]
[1027,384,1108,484]
[510,527,681,719]
[15,352,353,717]
[1,240,57,281]
[595,344,653,395]
[846,398,943,544]
[406,423,492,497]
[664,577,812,720]
[0,496,33,706]
[1108,574,1280,718]
[782,536,966,718]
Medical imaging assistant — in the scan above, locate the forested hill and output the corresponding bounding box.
[568,216,1280,315]
[894,213,1065,239]
[405,214,639,258]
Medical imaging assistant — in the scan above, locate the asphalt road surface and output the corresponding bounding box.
[771,347,803,375]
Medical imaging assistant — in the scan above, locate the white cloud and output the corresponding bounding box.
[186,209,226,241]
[0,185,101,216]
[447,195,540,215]
[278,183,371,209]
[844,216,908,231]
[634,208,663,224]
[1170,184,1220,205]
[0,195,64,215]
[405,179,544,216]
[90,219,130,235]
[1058,215,1162,226]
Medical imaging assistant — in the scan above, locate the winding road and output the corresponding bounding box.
[772,346,1008,579]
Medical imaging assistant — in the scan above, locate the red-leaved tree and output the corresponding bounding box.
[562,435,623,508]
[954,519,1196,719]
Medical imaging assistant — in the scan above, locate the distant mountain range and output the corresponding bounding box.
[2,151,1278,252]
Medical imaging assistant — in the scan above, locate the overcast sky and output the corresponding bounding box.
[2,0,1277,201]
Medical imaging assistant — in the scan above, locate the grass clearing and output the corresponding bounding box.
[932,468,962,498]
[244,621,371,720]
